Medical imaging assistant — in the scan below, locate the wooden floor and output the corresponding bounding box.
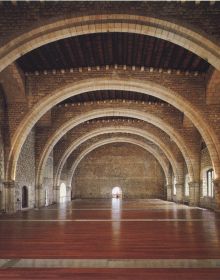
[0,199,220,279]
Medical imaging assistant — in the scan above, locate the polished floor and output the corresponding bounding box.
[0,199,220,279]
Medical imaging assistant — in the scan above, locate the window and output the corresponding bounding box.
[207,169,214,197]
[60,183,67,203]
[45,188,49,206]
[173,177,176,196]
[184,174,190,196]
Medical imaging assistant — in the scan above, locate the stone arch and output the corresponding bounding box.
[7,78,219,184]
[54,126,183,188]
[68,136,169,190]
[36,108,195,190]
[206,69,220,105]
[0,14,220,72]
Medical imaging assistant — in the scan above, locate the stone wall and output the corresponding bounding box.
[42,151,54,206]
[200,147,214,209]
[73,142,165,199]
[15,129,35,210]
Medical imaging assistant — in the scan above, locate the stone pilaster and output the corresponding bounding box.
[36,185,45,208]
[66,186,71,201]
[53,185,60,203]
[166,184,173,201]
[213,179,220,211]
[175,183,184,203]
[188,181,200,206]
[3,180,16,213]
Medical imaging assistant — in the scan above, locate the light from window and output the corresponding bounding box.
[185,174,189,196]
[207,169,214,197]
[60,183,67,203]
[112,186,122,198]
[173,177,176,195]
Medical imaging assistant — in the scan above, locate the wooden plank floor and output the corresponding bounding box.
[0,199,220,279]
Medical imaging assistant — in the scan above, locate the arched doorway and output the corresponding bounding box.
[22,186,28,208]
[45,188,49,206]
[60,183,67,203]
[112,186,122,198]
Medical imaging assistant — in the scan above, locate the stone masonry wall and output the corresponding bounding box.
[42,151,54,206]
[200,147,214,209]
[73,142,165,199]
[15,129,35,210]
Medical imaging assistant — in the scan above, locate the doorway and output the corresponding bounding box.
[112,186,122,198]
[22,186,28,208]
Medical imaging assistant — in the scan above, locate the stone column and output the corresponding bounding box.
[66,186,71,201]
[53,185,60,203]
[175,183,184,203]
[213,179,220,211]
[36,185,45,208]
[188,181,200,206]
[166,184,173,201]
[0,181,5,210]
[4,180,16,213]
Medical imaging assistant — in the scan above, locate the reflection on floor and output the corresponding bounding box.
[0,199,220,279]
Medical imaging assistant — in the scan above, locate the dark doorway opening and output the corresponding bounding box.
[22,186,28,208]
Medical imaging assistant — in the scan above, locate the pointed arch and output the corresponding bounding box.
[6,77,220,184]
[1,14,220,72]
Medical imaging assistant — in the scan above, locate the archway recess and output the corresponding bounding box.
[68,137,168,193]
[54,126,182,188]
[7,77,219,183]
[37,107,196,190]
[0,14,220,72]
[112,187,122,198]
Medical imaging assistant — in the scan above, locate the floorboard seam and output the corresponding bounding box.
[1,259,220,268]
[1,259,20,269]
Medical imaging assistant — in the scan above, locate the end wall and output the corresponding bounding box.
[73,143,165,199]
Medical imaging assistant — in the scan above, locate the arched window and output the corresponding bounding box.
[60,183,67,203]
[184,174,190,196]
[202,167,214,198]
[173,177,177,196]
[22,186,28,208]
[112,186,122,198]
[207,169,214,197]
[45,188,49,206]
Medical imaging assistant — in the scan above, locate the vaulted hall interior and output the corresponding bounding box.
[0,1,220,279]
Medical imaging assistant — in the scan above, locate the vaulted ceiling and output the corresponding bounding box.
[17,32,210,73]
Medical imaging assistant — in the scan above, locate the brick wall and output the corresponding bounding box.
[26,69,206,107]
[0,1,219,46]
[206,70,220,104]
